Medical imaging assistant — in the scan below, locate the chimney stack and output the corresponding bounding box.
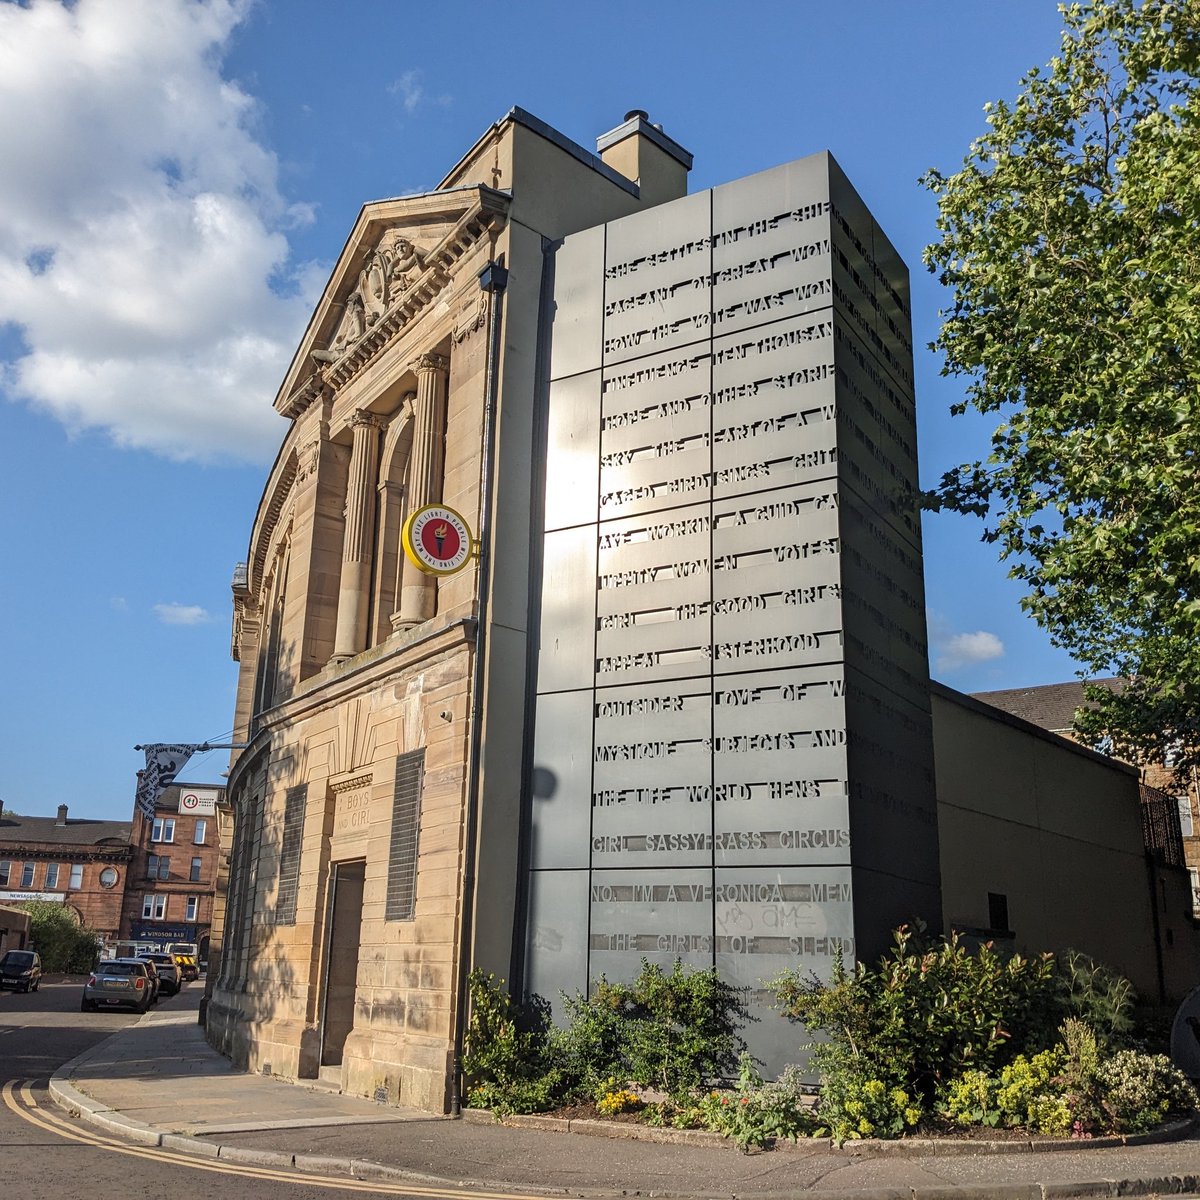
[597,110,692,207]
[56,804,68,826]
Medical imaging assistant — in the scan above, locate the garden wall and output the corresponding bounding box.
[932,683,1200,1002]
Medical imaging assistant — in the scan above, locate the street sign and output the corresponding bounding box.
[179,788,218,815]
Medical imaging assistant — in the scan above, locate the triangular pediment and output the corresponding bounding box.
[276,185,509,417]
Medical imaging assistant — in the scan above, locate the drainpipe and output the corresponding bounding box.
[449,257,508,1116]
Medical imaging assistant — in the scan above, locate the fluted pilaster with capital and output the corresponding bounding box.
[397,353,449,626]
[331,409,386,662]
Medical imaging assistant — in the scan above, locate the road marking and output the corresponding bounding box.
[2,1080,548,1200]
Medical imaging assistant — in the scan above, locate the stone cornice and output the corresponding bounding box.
[248,614,476,735]
[330,774,373,794]
[249,453,298,599]
[0,846,133,862]
[278,187,509,421]
[280,374,332,422]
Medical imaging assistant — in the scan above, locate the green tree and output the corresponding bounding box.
[18,900,100,973]
[922,0,1200,769]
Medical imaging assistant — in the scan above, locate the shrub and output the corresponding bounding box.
[941,1069,1001,1128]
[464,960,750,1114]
[565,959,749,1101]
[18,900,99,973]
[941,1028,1195,1138]
[697,1055,816,1151]
[619,959,750,1097]
[462,971,566,1115]
[556,982,630,1095]
[770,925,1061,1105]
[1096,1051,1197,1133]
[1057,1017,1104,1131]
[994,1050,1071,1135]
[814,1069,923,1144]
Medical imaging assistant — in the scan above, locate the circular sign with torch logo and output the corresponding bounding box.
[402,504,474,575]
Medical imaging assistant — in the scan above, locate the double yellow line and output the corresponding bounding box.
[2,1081,544,1200]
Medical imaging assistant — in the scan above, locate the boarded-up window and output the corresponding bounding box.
[386,751,424,921]
[276,784,306,925]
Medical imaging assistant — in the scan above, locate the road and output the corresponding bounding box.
[0,977,520,1200]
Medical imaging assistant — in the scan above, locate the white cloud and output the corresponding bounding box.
[935,629,1005,672]
[389,70,424,113]
[388,69,451,114]
[0,0,319,463]
[154,602,211,626]
[110,596,128,611]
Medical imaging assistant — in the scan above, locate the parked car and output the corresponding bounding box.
[141,952,181,996]
[135,957,161,1004]
[81,959,152,1013]
[0,950,42,993]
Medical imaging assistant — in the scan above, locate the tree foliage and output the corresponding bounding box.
[922,0,1200,769]
[18,900,100,973]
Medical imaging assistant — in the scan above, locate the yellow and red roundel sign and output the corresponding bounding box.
[402,504,474,576]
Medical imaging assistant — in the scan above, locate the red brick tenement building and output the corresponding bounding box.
[0,806,132,942]
[974,681,1200,917]
[119,783,227,959]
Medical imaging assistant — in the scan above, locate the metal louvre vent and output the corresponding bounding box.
[1140,783,1185,867]
[386,750,425,921]
[276,784,307,925]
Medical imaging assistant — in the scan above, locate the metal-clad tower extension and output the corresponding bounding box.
[527,153,939,1072]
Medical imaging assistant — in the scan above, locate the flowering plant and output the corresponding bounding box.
[697,1055,816,1151]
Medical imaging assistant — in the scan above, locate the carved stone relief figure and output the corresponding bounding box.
[362,252,389,326]
[330,292,366,355]
[322,232,427,361]
[380,233,424,299]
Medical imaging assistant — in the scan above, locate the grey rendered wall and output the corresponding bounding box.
[933,688,1166,999]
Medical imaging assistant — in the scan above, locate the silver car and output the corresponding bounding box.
[140,952,181,996]
[81,958,152,1013]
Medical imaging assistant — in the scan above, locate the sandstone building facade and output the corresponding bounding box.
[211,108,1199,1112]
[209,109,694,1110]
[118,783,228,960]
[0,806,132,941]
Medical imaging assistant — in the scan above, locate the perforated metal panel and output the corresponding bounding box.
[386,750,424,921]
[529,153,939,1075]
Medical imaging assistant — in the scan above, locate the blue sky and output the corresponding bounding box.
[1,0,1088,819]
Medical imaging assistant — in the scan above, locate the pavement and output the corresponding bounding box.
[47,985,1200,1199]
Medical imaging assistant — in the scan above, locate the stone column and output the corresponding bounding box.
[398,353,449,625]
[330,409,385,663]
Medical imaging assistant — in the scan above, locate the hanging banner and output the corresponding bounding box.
[402,504,474,576]
[135,744,197,820]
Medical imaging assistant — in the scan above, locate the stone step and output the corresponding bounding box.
[305,1065,343,1093]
